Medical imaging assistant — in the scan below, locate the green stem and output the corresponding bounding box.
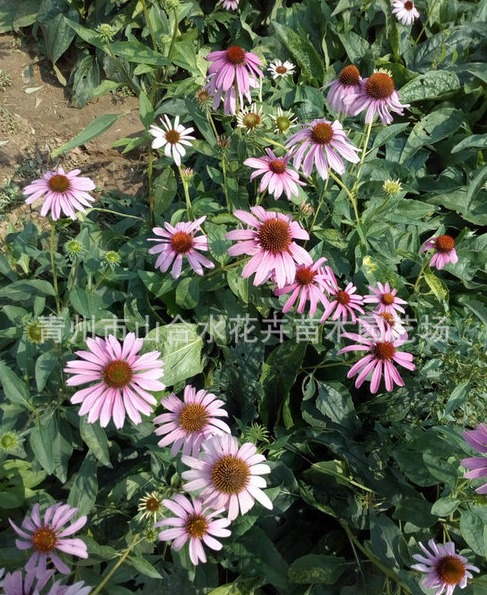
[261,136,286,150]
[329,170,360,224]
[140,0,158,52]
[105,41,138,96]
[92,271,108,293]
[414,0,441,45]
[88,208,146,222]
[306,174,330,239]
[178,166,192,216]
[148,143,155,225]
[91,535,140,595]
[49,222,61,315]
[221,155,231,212]
[205,258,249,279]
[167,7,179,62]
[413,261,428,294]
[207,111,219,140]
[354,119,373,184]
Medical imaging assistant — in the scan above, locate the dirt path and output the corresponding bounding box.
[0,32,146,237]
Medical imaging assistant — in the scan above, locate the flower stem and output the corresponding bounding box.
[307,173,330,238]
[167,7,179,62]
[354,119,373,183]
[413,261,428,293]
[178,165,192,216]
[105,41,138,96]
[49,221,61,315]
[329,170,360,224]
[205,258,249,279]
[88,208,146,222]
[221,154,231,212]
[414,0,441,45]
[148,142,155,226]
[140,0,158,52]
[91,535,140,595]
[261,136,287,150]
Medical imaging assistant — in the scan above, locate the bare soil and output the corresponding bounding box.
[0,32,146,238]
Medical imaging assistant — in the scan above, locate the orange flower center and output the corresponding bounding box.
[380,312,395,327]
[404,1,414,9]
[178,403,209,433]
[48,174,71,193]
[145,497,161,512]
[211,455,250,494]
[381,292,395,305]
[258,218,292,253]
[435,235,455,253]
[295,266,316,286]
[436,555,466,585]
[269,159,286,174]
[185,514,208,538]
[275,65,288,74]
[226,46,246,65]
[311,122,334,145]
[336,290,351,305]
[339,65,360,86]
[242,112,261,129]
[32,527,57,553]
[103,360,133,389]
[373,341,396,361]
[171,231,194,254]
[366,73,395,99]
[165,129,180,145]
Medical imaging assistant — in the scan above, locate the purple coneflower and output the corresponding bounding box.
[338,318,415,393]
[285,118,360,179]
[461,423,487,494]
[182,434,273,521]
[346,70,410,125]
[392,0,420,25]
[148,215,215,279]
[363,281,407,315]
[154,385,230,457]
[149,115,195,166]
[366,312,407,340]
[274,257,330,315]
[326,65,362,115]
[321,268,364,323]
[64,333,165,429]
[23,167,95,221]
[156,494,231,565]
[420,235,458,270]
[218,0,239,9]
[205,46,263,115]
[411,540,479,595]
[244,149,305,200]
[0,569,54,595]
[225,206,312,288]
[9,503,87,578]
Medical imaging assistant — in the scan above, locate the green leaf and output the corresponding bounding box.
[431,497,459,517]
[337,30,370,63]
[63,18,104,49]
[369,514,408,569]
[0,0,40,33]
[30,417,56,475]
[67,453,98,516]
[315,382,359,433]
[466,165,487,209]
[0,361,31,407]
[185,97,216,146]
[424,271,449,302]
[451,133,487,154]
[445,382,469,415]
[0,280,55,300]
[35,351,59,392]
[110,40,170,66]
[69,288,112,318]
[400,71,461,102]
[92,80,120,98]
[142,324,203,387]
[175,277,200,310]
[51,113,123,158]
[126,555,162,578]
[37,0,77,65]
[70,54,100,108]
[79,417,111,467]
[460,510,485,555]
[272,21,324,84]
[139,90,154,129]
[288,554,347,584]
[153,168,178,214]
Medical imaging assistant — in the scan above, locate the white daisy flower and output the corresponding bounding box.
[268,60,296,79]
[149,115,195,166]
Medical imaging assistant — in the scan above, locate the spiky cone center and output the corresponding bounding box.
[165,129,181,144]
[211,455,250,494]
[242,112,261,129]
[0,432,18,450]
[103,360,133,389]
[379,312,395,327]
[311,122,334,145]
[196,89,210,103]
[435,235,455,253]
[25,322,44,344]
[32,527,57,553]
[258,218,292,253]
[295,266,317,286]
[178,403,209,433]
[226,45,246,65]
[185,514,208,538]
[276,116,291,132]
[339,65,360,86]
[269,159,286,174]
[366,73,395,100]
[335,290,351,305]
[404,1,414,9]
[381,292,395,305]
[373,341,396,361]
[275,65,288,74]
[144,497,161,513]
[48,174,71,193]
[171,231,194,254]
[436,555,466,585]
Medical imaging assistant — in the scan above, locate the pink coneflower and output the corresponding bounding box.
[321,268,364,323]
[155,494,231,565]
[9,503,87,579]
[268,60,296,79]
[364,312,407,340]
[206,46,263,115]
[154,385,231,457]
[420,235,458,270]
[326,65,362,115]
[218,0,239,9]
[46,580,92,595]
[274,257,330,315]
[225,206,312,288]
[363,281,407,315]
[0,569,54,595]
[181,434,273,521]
[64,333,165,429]
[149,115,195,166]
[285,118,360,179]
[243,148,305,200]
[411,540,479,595]
[147,215,215,279]
[346,70,410,125]
[338,318,415,393]
[392,0,420,25]
[23,167,95,221]
[461,423,487,494]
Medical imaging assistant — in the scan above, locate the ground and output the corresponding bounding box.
[0,32,146,239]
